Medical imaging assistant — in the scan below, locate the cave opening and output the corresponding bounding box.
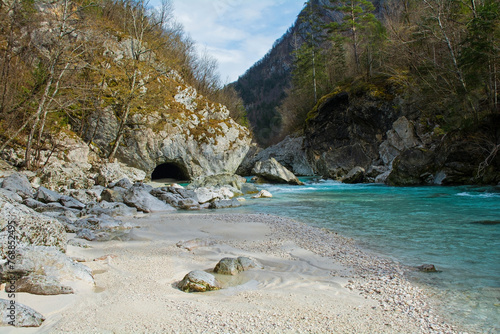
[151,162,190,182]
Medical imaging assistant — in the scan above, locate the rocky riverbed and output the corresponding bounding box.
[1,210,467,333]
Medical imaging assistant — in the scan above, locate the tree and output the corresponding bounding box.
[459,0,500,111]
[326,0,379,74]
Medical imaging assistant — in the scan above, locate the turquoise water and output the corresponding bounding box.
[234,179,500,332]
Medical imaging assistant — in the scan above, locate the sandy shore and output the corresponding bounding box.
[2,212,462,333]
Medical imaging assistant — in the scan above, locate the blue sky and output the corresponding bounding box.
[168,0,305,83]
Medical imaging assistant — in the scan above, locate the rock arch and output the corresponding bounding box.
[151,162,190,182]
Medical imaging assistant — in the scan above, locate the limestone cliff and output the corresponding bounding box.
[303,77,500,185]
[1,0,252,181]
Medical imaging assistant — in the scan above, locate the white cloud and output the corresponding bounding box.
[166,0,305,83]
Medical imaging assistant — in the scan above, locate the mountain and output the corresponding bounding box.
[233,0,386,147]
[233,0,337,147]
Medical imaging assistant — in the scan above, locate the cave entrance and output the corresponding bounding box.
[151,162,190,182]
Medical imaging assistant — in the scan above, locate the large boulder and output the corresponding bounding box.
[12,274,74,295]
[37,161,94,191]
[95,162,146,187]
[386,148,436,186]
[0,299,45,327]
[123,187,175,213]
[342,166,365,184]
[0,245,94,285]
[81,201,137,217]
[213,257,263,275]
[238,135,315,176]
[188,174,246,191]
[35,186,62,203]
[0,193,67,253]
[178,270,222,293]
[252,158,303,185]
[1,173,33,199]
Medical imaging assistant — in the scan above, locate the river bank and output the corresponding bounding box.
[3,212,464,333]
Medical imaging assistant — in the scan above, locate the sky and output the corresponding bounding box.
[168,0,306,84]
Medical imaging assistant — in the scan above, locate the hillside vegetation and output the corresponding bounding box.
[235,0,499,151]
[0,0,247,170]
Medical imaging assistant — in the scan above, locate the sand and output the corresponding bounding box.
[1,212,462,333]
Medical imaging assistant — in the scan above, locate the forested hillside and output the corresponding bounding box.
[0,0,247,171]
[235,0,499,150]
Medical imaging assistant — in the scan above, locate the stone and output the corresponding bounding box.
[178,270,222,292]
[1,173,33,199]
[194,187,223,204]
[131,182,153,193]
[35,186,61,203]
[0,188,23,203]
[12,274,74,295]
[100,187,127,203]
[123,188,175,213]
[59,195,86,209]
[342,166,365,184]
[252,158,303,185]
[251,190,273,199]
[109,178,133,189]
[0,298,45,327]
[241,183,258,194]
[0,193,67,253]
[23,198,48,209]
[237,256,263,270]
[178,198,201,210]
[95,162,146,187]
[0,245,94,285]
[76,229,111,242]
[214,257,243,275]
[213,257,262,275]
[188,174,246,190]
[176,238,215,251]
[73,215,136,231]
[209,199,242,209]
[417,264,438,272]
[38,161,94,191]
[81,201,137,217]
[387,148,436,186]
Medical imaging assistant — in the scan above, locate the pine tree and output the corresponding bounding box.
[325,0,379,74]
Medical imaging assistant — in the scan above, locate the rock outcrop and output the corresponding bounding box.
[304,80,500,185]
[305,89,401,180]
[79,36,251,181]
[238,136,314,176]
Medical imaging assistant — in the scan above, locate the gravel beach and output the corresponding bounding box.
[4,212,465,333]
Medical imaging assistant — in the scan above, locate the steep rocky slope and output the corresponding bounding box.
[0,0,251,181]
[304,77,500,185]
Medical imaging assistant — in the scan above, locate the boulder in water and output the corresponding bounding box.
[251,190,272,199]
[417,264,439,272]
[252,158,304,185]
